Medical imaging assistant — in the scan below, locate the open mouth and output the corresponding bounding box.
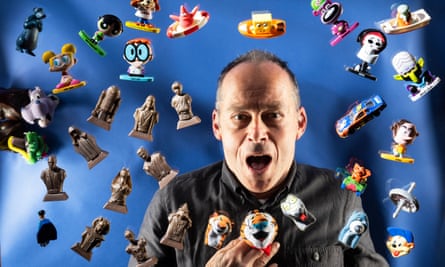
[246,155,272,171]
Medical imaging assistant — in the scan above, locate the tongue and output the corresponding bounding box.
[251,161,266,170]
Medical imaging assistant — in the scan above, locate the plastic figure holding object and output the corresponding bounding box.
[79,14,123,56]
[338,211,368,249]
[335,158,371,196]
[386,227,415,258]
[311,0,359,46]
[392,51,440,102]
[388,181,419,218]
[280,194,316,231]
[8,131,48,164]
[378,3,431,34]
[160,203,192,250]
[37,210,57,247]
[20,86,59,128]
[346,29,387,81]
[126,0,161,33]
[137,147,178,188]
[87,85,121,130]
[16,7,46,56]
[120,38,154,82]
[71,217,110,261]
[238,11,286,39]
[68,126,108,169]
[204,211,234,250]
[171,81,201,130]
[125,229,158,267]
[240,210,278,255]
[42,43,87,94]
[103,168,132,214]
[129,95,158,141]
[166,5,210,38]
[379,119,419,164]
[40,155,68,201]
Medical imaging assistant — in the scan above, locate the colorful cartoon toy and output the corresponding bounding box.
[120,38,154,82]
[379,119,419,164]
[8,131,48,164]
[238,11,286,39]
[68,126,108,169]
[16,7,46,56]
[240,210,278,255]
[338,211,368,249]
[166,5,209,38]
[160,203,192,250]
[87,85,121,130]
[37,210,57,247]
[71,217,110,261]
[389,181,419,218]
[125,229,158,266]
[204,211,234,250]
[386,227,415,258]
[103,168,132,214]
[137,147,178,188]
[378,4,431,34]
[346,29,387,80]
[336,94,386,138]
[125,0,161,33]
[311,0,359,46]
[42,43,87,94]
[335,158,371,196]
[129,95,158,141]
[40,155,68,201]
[171,81,201,130]
[392,51,440,102]
[280,194,316,231]
[20,86,59,128]
[79,14,123,56]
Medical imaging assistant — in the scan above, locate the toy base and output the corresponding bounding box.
[177,116,201,130]
[158,170,178,189]
[120,74,154,82]
[52,81,87,94]
[379,151,414,164]
[128,130,153,141]
[79,30,106,56]
[87,116,111,131]
[125,21,161,33]
[238,19,286,39]
[330,22,359,46]
[409,77,441,102]
[43,192,69,201]
[136,257,159,267]
[86,151,109,169]
[346,66,377,81]
[380,9,431,34]
[103,202,128,214]
[71,243,92,261]
[160,236,183,250]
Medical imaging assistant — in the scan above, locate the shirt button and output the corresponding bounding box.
[312,251,320,261]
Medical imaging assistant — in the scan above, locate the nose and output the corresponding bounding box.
[247,116,268,143]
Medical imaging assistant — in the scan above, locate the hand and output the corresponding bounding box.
[205,238,280,267]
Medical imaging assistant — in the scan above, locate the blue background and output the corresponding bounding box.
[1,0,444,266]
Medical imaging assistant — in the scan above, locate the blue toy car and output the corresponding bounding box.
[338,211,368,248]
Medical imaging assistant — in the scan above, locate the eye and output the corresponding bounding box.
[136,44,150,61]
[99,22,109,31]
[62,55,71,64]
[262,112,282,123]
[349,221,366,234]
[124,44,137,61]
[52,58,61,67]
[232,113,250,121]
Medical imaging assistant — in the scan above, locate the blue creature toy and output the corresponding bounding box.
[16,7,46,56]
[338,211,368,249]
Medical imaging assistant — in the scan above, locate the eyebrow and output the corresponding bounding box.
[227,101,283,112]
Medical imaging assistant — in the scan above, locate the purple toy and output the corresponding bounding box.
[21,86,59,128]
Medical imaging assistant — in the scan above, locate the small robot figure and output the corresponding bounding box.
[240,210,278,255]
[40,155,68,201]
[120,38,154,82]
[71,217,111,261]
[204,211,234,250]
[335,158,371,196]
[7,131,48,164]
[280,194,316,231]
[379,119,419,164]
[42,43,87,94]
[137,147,178,188]
[87,85,121,130]
[392,51,440,102]
[386,227,415,258]
[20,86,59,128]
[103,168,132,214]
[125,229,158,267]
[166,5,210,38]
[129,95,159,141]
[160,203,192,250]
[238,10,286,39]
[16,7,46,56]
[379,4,431,34]
[338,210,368,249]
[388,181,419,218]
[346,29,387,81]
[68,126,108,169]
[79,14,123,56]
[171,81,201,130]
[125,0,161,33]
[37,210,57,247]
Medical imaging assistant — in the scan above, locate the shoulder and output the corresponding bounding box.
[296,163,338,185]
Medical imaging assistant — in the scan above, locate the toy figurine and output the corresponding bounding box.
[16,7,46,56]
[42,43,87,94]
[171,81,201,130]
[68,126,108,169]
[160,203,192,250]
[386,227,415,258]
[40,155,68,201]
[103,168,132,214]
[392,51,440,102]
[335,158,371,196]
[120,38,154,82]
[204,211,234,250]
[71,217,110,261]
[125,0,161,33]
[238,11,286,39]
[311,0,359,46]
[125,229,158,267]
[389,181,419,218]
[20,86,59,128]
[137,147,178,188]
[129,95,158,141]
[36,210,57,247]
[8,131,48,164]
[79,14,123,56]
[379,119,419,164]
[240,210,278,255]
[346,29,387,81]
[87,85,121,130]
[379,3,431,34]
[280,194,316,231]
[338,211,368,249]
[166,5,210,38]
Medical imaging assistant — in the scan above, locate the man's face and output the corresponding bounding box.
[212,61,307,197]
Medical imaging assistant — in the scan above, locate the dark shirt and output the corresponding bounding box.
[129,161,389,267]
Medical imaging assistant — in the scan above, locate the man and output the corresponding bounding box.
[129,50,389,266]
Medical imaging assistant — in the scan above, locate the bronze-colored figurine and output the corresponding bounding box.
[71,216,110,261]
[87,85,121,131]
[125,229,158,267]
[137,146,178,188]
[68,126,108,169]
[160,203,192,250]
[129,95,159,141]
[170,81,201,130]
[40,155,68,201]
[103,168,132,214]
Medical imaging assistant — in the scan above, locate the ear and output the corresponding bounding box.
[212,109,222,140]
[296,106,307,140]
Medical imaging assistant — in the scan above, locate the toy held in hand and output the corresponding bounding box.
[240,210,278,255]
